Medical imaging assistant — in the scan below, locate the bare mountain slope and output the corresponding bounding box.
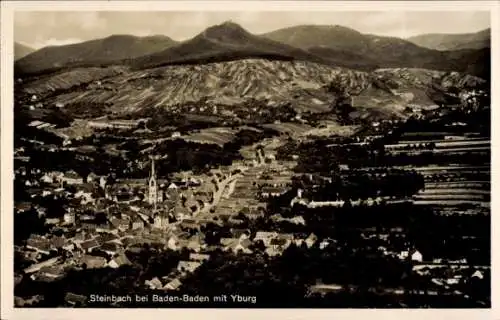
[407,29,490,51]
[19,59,486,120]
[15,34,178,74]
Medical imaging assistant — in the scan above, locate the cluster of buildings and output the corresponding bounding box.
[144,252,211,292]
[14,157,238,291]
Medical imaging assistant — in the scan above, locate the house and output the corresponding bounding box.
[108,253,131,269]
[81,220,99,232]
[28,120,44,127]
[189,253,210,262]
[181,219,199,230]
[41,190,53,197]
[75,190,94,205]
[40,173,54,184]
[187,235,205,252]
[163,278,182,291]
[265,238,291,257]
[73,231,93,243]
[145,277,163,290]
[472,270,484,280]
[305,233,318,248]
[221,237,253,254]
[23,250,42,262]
[120,235,139,247]
[62,170,84,185]
[411,250,423,263]
[37,265,66,281]
[319,239,334,250]
[339,164,349,171]
[233,238,253,254]
[253,231,278,246]
[34,207,47,218]
[81,255,107,269]
[15,202,32,214]
[188,177,201,187]
[131,217,144,230]
[287,216,306,225]
[23,257,61,274]
[269,238,291,251]
[276,233,294,241]
[110,217,130,232]
[100,242,122,256]
[26,238,52,255]
[220,237,238,247]
[266,154,276,161]
[260,187,287,199]
[168,183,178,190]
[153,212,169,229]
[45,217,61,225]
[167,236,180,251]
[79,239,100,252]
[398,250,409,260]
[86,172,99,183]
[308,200,345,208]
[65,292,87,306]
[96,232,120,245]
[230,228,250,240]
[50,236,67,250]
[177,261,202,274]
[228,217,245,225]
[62,242,76,252]
[99,176,107,189]
[185,198,199,213]
[445,278,460,285]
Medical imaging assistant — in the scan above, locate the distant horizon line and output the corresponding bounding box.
[15,21,491,50]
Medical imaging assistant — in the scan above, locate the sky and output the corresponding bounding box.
[14,11,491,49]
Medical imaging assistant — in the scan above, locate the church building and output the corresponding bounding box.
[147,157,169,228]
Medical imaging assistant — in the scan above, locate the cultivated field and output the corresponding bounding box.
[182,127,239,146]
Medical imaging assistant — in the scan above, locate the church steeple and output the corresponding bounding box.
[150,157,156,182]
[148,156,158,210]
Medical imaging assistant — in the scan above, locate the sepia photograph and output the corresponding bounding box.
[1,1,498,318]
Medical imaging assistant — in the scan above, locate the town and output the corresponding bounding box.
[13,82,490,307]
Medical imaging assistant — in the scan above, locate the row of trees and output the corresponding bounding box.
[292,170,425,201]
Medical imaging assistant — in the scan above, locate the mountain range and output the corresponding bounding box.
[130,22,328,70]
[407,28,490,51]
[15,35,178,75]
[15,22,491,79]
[14,22,489,123]
[261,25,490,78]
